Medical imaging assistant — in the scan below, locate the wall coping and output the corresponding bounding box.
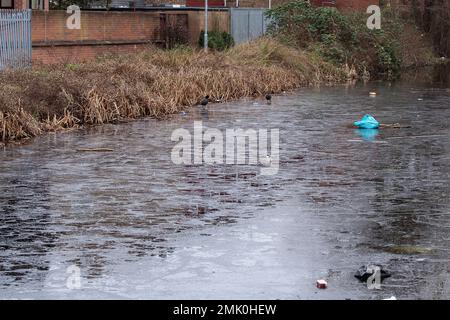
[32,40,165,47]
[32,7,230,13]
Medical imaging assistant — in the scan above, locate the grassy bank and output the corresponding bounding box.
[0,39,348,143]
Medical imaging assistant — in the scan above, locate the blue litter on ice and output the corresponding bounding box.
[354,114,380,129]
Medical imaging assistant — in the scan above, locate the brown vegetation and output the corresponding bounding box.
[0,38,348,143]
[387,0,450,57]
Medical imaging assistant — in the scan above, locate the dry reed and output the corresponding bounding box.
[0,38,349,143]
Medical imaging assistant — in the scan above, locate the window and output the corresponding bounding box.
[29,0,43,9]
[0,0,14,9]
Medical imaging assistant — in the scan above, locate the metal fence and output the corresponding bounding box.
[230,8,269,44]
[0,9,32,70]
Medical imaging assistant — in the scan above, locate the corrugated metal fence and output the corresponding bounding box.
[230,8,270,44]
[0,9,32,70]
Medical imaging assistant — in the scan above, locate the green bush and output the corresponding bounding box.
[199,31,235,51]
[376,41,401,78]
[265,0,402,80]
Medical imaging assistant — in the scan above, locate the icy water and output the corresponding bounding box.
[1,75,449,299]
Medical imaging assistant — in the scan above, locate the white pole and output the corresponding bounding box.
[204,0,209,52]
[268,0,272,9]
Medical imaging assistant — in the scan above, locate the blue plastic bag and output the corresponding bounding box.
[354,114,380,129]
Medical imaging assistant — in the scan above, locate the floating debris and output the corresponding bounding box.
[354,114,380,129]
[369,92,377,97]
[260,155,272,167]
[316,279,327,289]
[385,245,433,255]
[354,264,391,282]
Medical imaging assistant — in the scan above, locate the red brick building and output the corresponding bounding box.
[186,0,225,7]
[1,0,378,11]
[335,0,379,11]
[186,0,379,10]
[311,0,381,11]
[0,0,49,10]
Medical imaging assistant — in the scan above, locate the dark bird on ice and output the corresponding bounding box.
[200,95,209,108]
[265,93,272,104]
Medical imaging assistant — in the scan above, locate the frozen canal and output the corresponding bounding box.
[1,75,449,299]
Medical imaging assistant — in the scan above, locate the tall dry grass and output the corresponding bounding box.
[0,38,349,143]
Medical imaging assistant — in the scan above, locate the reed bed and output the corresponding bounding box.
[0,38,349,143]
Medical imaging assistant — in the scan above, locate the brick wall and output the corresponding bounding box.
[335,0,380,11]
[13,0,25,9]
[31,9,229,64]
[145,0,186,5]
[13,0,49,10]
[224,0,379,9]
[226,0,263,8]
[32,10,162,44]
[148,0,383,10]
[186,0,225,7]
[32,10,164,64]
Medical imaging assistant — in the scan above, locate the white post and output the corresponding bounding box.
[204,0,209,52]
[268,0,272,9]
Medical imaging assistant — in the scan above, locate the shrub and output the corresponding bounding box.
[199,31,235,51]
[265,0,403,80]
